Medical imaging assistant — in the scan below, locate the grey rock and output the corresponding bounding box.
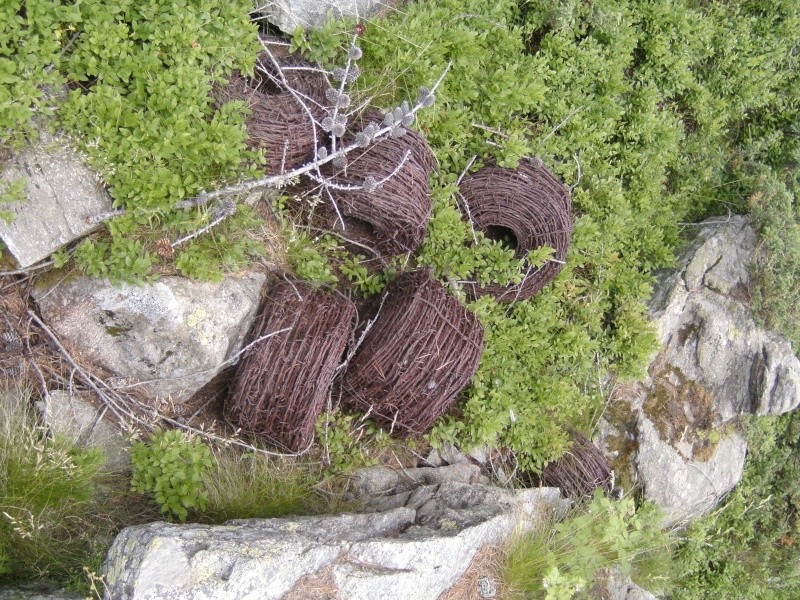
[422,462,480,485]
[627,587,657,600]
[438,442,470,465]
[0,586,83,600]
[0,133,113,268]
[37,390,131,471]
[103,486,566,600]
[599,217,775,525]
[33,273,265,402]
[422,447,444,467]
[104,510,415,600]
[350,466,399,497]
[400,466,434,486]
[350,463,480,506]
[468,446,490,465]
[414,482,513,531]
[636,414,747,525]
[404,485,437,511]
[365,490,412,513]
[254,0,395,33]
[477,576,497,598]
[597,567,657,600]
[649,216,800,421]
[335,486,565,600]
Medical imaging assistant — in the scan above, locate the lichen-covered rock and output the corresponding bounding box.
[102,484,566,600]
[32,272,266,402]
[254,0,394,33]
[0,133,113,268]
[599,216,794,525]
[649,215,800,421]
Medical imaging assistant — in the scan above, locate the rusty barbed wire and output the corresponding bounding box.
[342,269,484,434]
[458,158,573,301]
[225,281,356,452]
[540,430,614,500]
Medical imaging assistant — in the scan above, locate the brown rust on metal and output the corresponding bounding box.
[225,281,356,452]
[309,110,436,257]
[342,269,484,434]
[213,39,329,176]
[540,430,613,500]
[458,158,573,301]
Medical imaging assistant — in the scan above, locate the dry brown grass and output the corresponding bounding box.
[440,544,507,600]
[283,565,341,600]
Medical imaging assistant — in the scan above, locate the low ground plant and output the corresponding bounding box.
[503,491,675,599]
[0,382,155,587]
[130,426,354,524]
[199,446,350,523]
[130,428,214,522]
[0,381,103,582]
[748,170,800,350]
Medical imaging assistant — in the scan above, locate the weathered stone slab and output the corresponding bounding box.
[636,414,747,526]
[102,485,566,600]
[32,272,266,402]
[597,216,791,527]
[0,134,113,268]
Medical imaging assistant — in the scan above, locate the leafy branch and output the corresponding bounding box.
[84,35,451,246]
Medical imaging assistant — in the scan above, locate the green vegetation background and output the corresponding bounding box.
[2,0,800,596]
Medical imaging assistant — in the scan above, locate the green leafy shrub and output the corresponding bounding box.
[504,491,675,599]
[0,178,26,223]
[748,169,800,349]
[172,204,266,282]
[285,230,340,285]
[50,0,264,281]
[289,0,800,471]
[314,410,402,474]
[130,429,214,521]
[0,0,79,148]
[417,183,526,288]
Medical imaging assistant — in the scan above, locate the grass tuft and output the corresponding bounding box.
[501,491,675,599]
[0,380,158,588]
[199,446,351,523]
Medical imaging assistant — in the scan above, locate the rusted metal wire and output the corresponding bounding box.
[225,281,356,452]
[540,430,613,500]
[342,269,484,434]
[213,41,329,176]
[312,110,436,257]
[458,158,573,301]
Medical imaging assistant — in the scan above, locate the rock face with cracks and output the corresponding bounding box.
[102,483,566,600]
[36,390,131,471]
[635,412,747,525]
[649,215,800,421]
[601,216,800,525]
[32,272,266,403]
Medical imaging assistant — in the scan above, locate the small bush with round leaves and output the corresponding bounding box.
[130,429,214,522]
